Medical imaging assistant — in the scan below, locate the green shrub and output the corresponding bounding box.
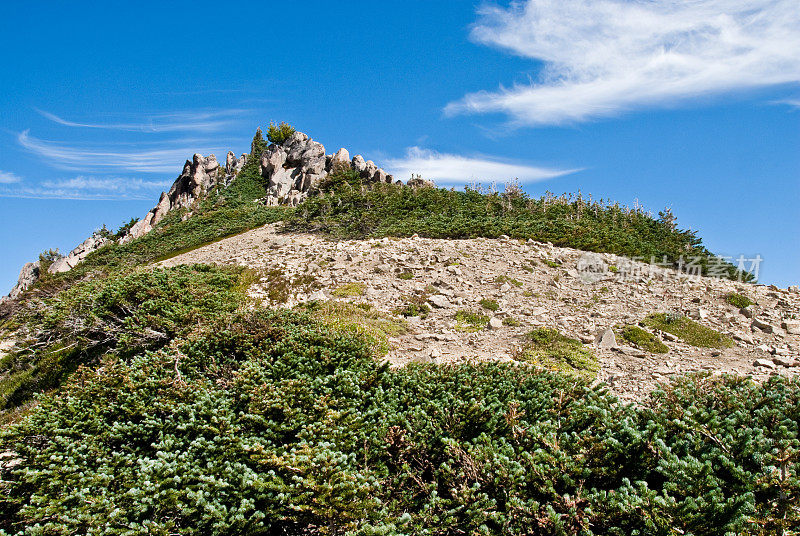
[284,181,751,281]
[454,309,489,332]
[479,298,500,311]
[397,271,414,280]
[502,316,521,326]
[266,121,296,145]
[517,327,599,380]
[644,313,734,349]
[725,292,754,309]
[618,325,669,353]
[0,265,247,408]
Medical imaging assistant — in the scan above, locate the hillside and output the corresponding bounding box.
[1,125,799,534]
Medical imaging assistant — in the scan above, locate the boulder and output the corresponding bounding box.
[751,318,775,334]
[427,295,452,309]
[595,328,618,349]
[488,317,504,330]
[352,155,367,173]
[261,145,287,176]
[361,160,378,180]
[329,148,350,172]
[407,175,435,188]
[782,320,800,335]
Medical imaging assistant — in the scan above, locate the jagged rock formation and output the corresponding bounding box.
[8,262,40,300]
[48,232,111,274]
[122,154,225,242]
[257,131,395,207]
[4,128,417,298]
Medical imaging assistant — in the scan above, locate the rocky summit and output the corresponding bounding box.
[2,125,799,534]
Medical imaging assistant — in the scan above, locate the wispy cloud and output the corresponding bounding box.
[0,171,22,184]
[384,147,580,185]
[446,0,800,126]
[776,98,800,108]
[17,130,224,173]
[0,175,169,201]
[36,108,247,133]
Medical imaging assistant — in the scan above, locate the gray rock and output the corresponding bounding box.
[488,317,504,330]
[751,318,775,333]
[595,328,618,349]
[407,174,434,188]
[225,151,246,176]
[754,358,776,369]
[427,295,452,309]
[8,261,40,299]
[351,155,367,173]
[772,356,796,367]
[361,160,378,180]
[330,148,350,172]
[788,285,799,293]
[307,290,327,302]
[48,231,110,274]
[261,146,287,176]
[740,307,754,318]
[782,320,800,335]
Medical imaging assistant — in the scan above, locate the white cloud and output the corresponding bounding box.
[36,108,247,133]
[0,171,21,184]
[0,175,168,201]
[17,130,224,173]
[384,147,580,185]
[446,0,800,126]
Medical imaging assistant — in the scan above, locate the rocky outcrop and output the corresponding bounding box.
[122,153,223,242]
[49,232,111,274]
[257,131,395,207]
[8,261,40,299]
[6,129,416,288]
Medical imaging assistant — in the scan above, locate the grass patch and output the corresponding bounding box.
[725,292,754,309]
[542,259,561,268]
[479,298,500,311]
[617,325,668,353]
[495,275,523,287]
[331,282,366,298]
[259,267,319,304]
[643,313,733,349]
[503,317,521,327]
[302,301,407,356]
[516,328,599,380]
[454,310,489,332]
[397,271,414,280]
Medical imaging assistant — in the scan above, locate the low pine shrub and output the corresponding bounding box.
[1,310,797,534]
[517,327,599,380]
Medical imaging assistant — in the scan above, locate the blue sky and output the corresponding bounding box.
[1,0,798,292]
